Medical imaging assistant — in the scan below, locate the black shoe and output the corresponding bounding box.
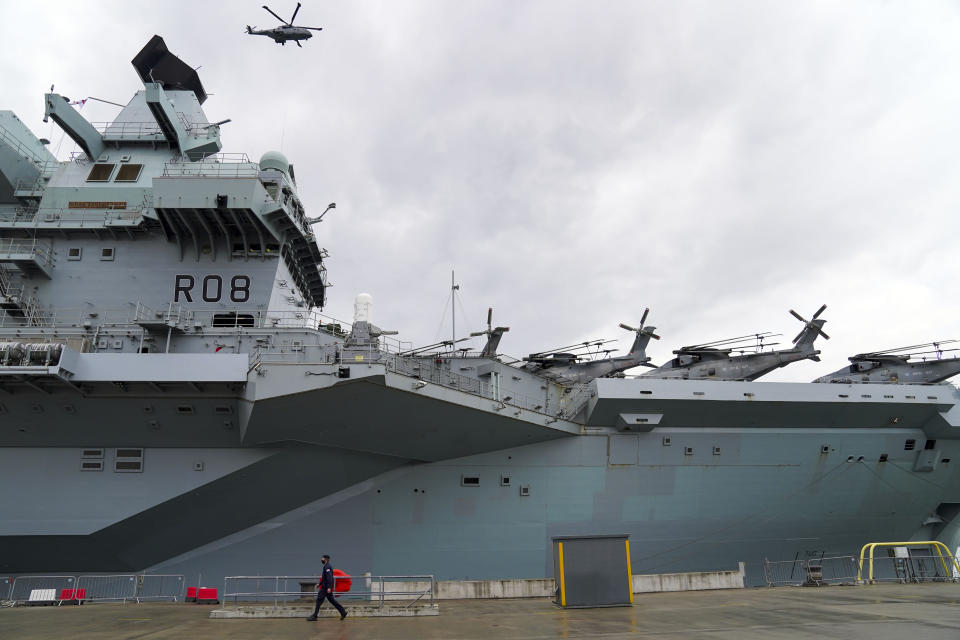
[306,616,317,621]
[340,610,348,620]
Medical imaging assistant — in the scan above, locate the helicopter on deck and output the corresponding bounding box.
[520,309,661,385]
[641,305,830,381]
[813,340,960,384]
[246,3,323,47]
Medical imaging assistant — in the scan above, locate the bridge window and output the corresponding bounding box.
[86,163,115,182]
[213,313,255,327]
[114,164,143,182]
[925,440,937,450]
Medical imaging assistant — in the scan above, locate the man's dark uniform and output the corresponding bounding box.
[307,561,347,620]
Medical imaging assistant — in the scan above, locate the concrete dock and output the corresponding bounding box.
[2,583,960,638]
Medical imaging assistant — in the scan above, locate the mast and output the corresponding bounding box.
[451,270,460,348]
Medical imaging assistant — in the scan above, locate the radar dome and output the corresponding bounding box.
[259,150,290,174]
[354,293,373,323]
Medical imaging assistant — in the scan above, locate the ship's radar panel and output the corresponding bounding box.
[132,35,208,104]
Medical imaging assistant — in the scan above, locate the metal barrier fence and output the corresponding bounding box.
[763,556,859,586]
[0,577,12,600]
[76,575,137,603]
[10,576,77,602]
[134,574,185,602]
[864,554,959,583]
[6,574,185,604]
[222,574,435,609]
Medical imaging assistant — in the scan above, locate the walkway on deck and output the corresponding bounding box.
[2,582,960,639]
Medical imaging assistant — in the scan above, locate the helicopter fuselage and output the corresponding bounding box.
[248,26,314,44]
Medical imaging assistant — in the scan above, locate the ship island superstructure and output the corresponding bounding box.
[1,37,960,588]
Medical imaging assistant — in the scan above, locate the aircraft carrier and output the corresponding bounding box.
[1,36,959,588]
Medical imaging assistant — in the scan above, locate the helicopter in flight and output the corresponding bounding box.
[520,309,661,385]
[813,340,960,384]
[246,3,323,47]
[641,305,830,381]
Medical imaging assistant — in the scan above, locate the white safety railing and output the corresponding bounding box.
[222,574,435,609]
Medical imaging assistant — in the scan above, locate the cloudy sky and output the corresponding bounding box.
[2,1,959,381]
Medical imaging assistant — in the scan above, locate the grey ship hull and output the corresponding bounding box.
[2,357,959,587]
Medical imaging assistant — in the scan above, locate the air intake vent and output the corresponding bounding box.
[81,461,103,472]
[461,475,480,487]
[904,439,916,451]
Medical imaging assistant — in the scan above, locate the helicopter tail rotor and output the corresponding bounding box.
[790,304,830,344]
[620,308,661,340]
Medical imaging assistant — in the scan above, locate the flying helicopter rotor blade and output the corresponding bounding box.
[301,26,324,31]
[812,304,827,320]
[640,308,649,326]
[487,307,492,327]
[469,331,486,337]
[619,323,637,332]
[649,332,661,340]
[819,330,830,340]
[262,5,289,24]
[789,309,806,323]
[290,1,301,23]
[792,330,805,344]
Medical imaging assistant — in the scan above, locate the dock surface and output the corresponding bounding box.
[2,583,960,638]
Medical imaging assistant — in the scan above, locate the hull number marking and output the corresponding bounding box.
[175,275,250,302]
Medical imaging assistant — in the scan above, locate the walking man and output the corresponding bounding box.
[307,554,348,621]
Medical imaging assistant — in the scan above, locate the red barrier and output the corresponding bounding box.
[58,588,86,604]
[332,569,352,593]
[196,587,219,604]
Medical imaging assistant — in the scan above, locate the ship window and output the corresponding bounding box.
[904,439,916,451]
[943,458,951,464]
[519,485,531,497]
[460,475,480,487]
[100,247,114,261]
[115,461,143,472]
[712,446,721,455]
[925,439,937,450]
[684,446,694,456]
[500,475,511,487]
[68,247,82,261]
[81,448,104,459]
[879,454,888,462]
[662,437,672,446]
[81,461,103,472]
[86,163,115,182]
[114,448,143,473]
[176,405,194,415]
[114,164,143,182]
[117,448,143,458]
[213,313,256,327]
